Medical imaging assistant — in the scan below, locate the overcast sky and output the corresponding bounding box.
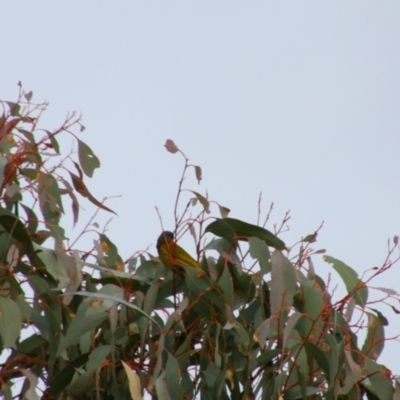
[2,2,400,372]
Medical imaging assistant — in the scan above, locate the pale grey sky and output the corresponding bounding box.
[2,2,400,372]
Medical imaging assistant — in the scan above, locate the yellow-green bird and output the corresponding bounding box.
[156,231,202,272]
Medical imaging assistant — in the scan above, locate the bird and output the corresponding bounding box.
[156,231,202,272]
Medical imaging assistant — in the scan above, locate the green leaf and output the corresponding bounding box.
[257,317,272,346]
[86,345,111,371]
[165,353,183,400]
[227,260,255,308]
[143,283,159,316]
[323,256,368,307]
[284,386,321,400]
[269,250,296,331]
[46,353,90,397]
[205,218,286,250]
[156,371,172,400]
[62,179,79,225]
[295,280,325,340]
[304,342,330,377]
[217,266,234,308]
[369,308,389,326]
[361,358,394,400]
[78,139,100,177]
[204,238,241,266]
[17,333,45,354]
[282,312,302,352]
[20,203,39,233]
[302,232,318,243]
[394,378,400,400]
[44,130,60,154]
[0,297,21,347]
[35,245,70,288]
[0,156,7,186]
[248,236,271,274]
[0,214,35,257]
[72,289,159,325]
[361,312,385,360]
[69,171,116,215]
[5,102,21,116]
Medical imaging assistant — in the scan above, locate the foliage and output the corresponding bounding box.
[0,87,400,400]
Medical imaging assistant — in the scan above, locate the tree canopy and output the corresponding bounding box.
[0,86,399,399]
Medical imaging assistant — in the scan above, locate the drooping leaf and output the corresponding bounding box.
[269,250,296,331]
[61,179,80,225]
[189,190,210,213]
[69,171,116,215]
[77,139,100,177]
[323,256,368,307]
[361,312,385,360]
[0,297,21,347]
[44,130,60,154]
[304,342,330,377]
[20,203,39,233]
[165,353,183,400]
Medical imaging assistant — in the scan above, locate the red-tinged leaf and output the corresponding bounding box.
[24,91,33,101]
[78,139,100,178]
[69,172,116,215]
[63,180,79,225]
[391,305,400,314]
[73,161,83,180]
[164,139,179,154]
[195,165,202,183]
[0,118,20,140]
[44,130,60,154]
